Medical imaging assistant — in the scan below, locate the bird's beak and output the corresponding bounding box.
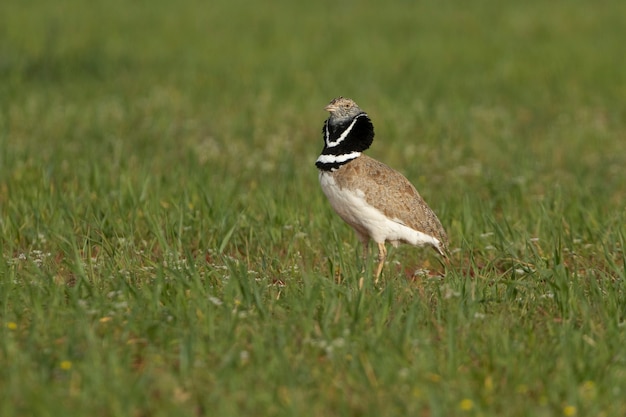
[324,103,338,113]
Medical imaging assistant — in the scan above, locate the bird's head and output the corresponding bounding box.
[324,97,364,125]
[316,96,374,170]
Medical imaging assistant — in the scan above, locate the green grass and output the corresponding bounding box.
[1,0,626,416]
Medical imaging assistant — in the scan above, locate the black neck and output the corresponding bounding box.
[315,112,374,171]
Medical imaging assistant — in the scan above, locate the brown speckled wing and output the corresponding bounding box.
[333,154,448,250]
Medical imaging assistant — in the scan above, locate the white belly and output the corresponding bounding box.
[319,171,440,248]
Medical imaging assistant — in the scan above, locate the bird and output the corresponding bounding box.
[316,97,448,282]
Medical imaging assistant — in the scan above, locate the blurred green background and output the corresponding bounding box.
[1,1,626,416]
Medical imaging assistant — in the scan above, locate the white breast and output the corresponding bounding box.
[318,171,441,249]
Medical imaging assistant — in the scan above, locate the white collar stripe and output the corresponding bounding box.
[316,152,361,164]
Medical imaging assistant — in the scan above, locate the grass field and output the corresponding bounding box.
[1,0,626,416]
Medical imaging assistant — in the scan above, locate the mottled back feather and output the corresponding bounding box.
[331,154,448,252]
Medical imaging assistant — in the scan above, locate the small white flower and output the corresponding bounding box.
[398,368,410,379]
[208,296,223,306]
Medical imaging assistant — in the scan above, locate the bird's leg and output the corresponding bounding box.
[374,242,387,284]
[356,233,370,274]
[361,240,370,271]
